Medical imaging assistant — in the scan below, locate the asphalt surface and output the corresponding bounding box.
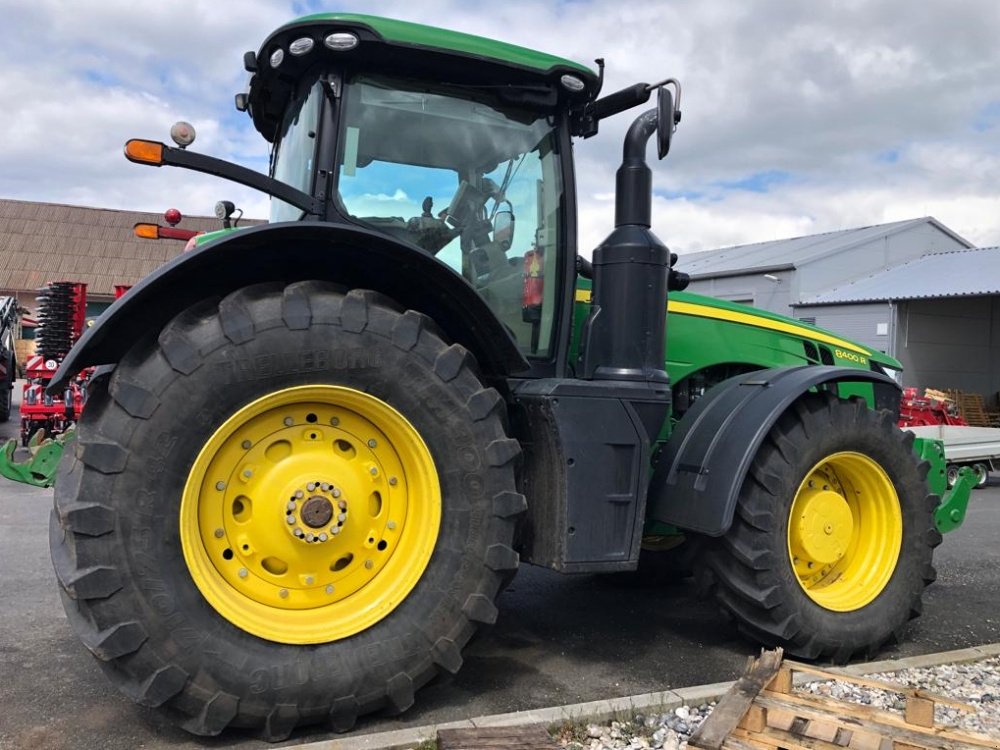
[1,382,999,749]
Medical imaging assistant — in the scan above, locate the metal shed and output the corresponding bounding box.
[797,247,1000,395]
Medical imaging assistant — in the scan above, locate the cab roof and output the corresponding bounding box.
[246,14,600,142]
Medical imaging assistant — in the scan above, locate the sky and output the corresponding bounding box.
[3,0,999,256]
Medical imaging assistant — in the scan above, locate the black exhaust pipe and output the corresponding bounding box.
[579,109,670,384]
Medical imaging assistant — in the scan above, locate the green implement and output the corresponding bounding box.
[0,428,71,488]
[914,436,974,533]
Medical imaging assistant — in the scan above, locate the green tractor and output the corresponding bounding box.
[42,13,971,740]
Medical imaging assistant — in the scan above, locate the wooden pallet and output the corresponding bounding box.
[689,649,998,750]
[946,389,1000,428]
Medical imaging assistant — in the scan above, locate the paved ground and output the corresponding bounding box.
[1,382,998,749]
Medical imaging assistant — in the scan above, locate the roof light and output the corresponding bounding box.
[169,121,196,148]
[324,32,359,51]
[289,37,315,56]
[269,48,284,68]
[560,74,586,92]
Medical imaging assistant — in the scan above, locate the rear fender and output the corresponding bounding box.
[647,365,901,536]
[50,222,528,391]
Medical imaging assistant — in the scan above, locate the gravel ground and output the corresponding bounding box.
[553,656,1000,750]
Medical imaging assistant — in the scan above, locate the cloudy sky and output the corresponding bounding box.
[3,0,999,255]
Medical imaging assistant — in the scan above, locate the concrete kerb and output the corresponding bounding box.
[292,643,1000,750]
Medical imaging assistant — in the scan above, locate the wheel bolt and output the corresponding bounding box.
[330,417,340,426]
[241,440,252,450]
[332,488,342,498]
[325,584,334,594]
[368,439,377,448]
[332,526,341,535]
[214,528,224,538]
[321,483,331,492]
[338,512,347,522]
[307,482,317,491]
[306,533,315,542]
[295,490,304,499]
[286,515,296,524]
[364,559,374,570]
[287,501,297,511]
[215,481,226,491]
[283,417,294,427]
[294,528,304,537]
[337,499,347,510]
[370,467,378,476]
[319,533,328,542]
[238,568,248,578]
[243,469,253,478]
[389,477,398,486]
[279,589,289,598]
[305,575,314,585]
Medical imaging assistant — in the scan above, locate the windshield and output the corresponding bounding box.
[270,81,323,222]
[337,75,564,358]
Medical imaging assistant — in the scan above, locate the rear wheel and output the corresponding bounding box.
[50,283,524,739]
[972,462,989,489]
[696,392,940,661]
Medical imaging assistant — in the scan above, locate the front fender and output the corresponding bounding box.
[50,221,528,391]
[647,365,901,536]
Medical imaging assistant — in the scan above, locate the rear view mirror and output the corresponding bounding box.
[493,208,515,251]
[657,87,674,159]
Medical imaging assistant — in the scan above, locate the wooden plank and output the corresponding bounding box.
[689,648,785,750]
[437,724,560,750]
[756,693,998,749]
[740,705,767,733]
[905,697,936,729]
[770,667,793,694]
[780,662,972,712]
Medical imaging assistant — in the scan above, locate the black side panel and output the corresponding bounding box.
[648,365,901,537]
[512,378,669,573]
[49,222,527,391]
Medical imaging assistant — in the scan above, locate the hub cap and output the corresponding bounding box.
[787,451,902,612]
[180,385,441,644]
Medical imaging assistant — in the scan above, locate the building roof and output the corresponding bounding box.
[799,247,1000,305]
[0,198,262,297]
[674,217,973,279]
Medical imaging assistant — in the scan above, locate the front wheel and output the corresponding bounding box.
[50,283,524,739]
[696,392,941,661]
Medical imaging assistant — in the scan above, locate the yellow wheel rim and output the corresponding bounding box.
[180,385,441,644]
[787,451,902,612]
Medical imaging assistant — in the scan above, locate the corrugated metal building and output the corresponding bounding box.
[798,247,1000,394]
[675,217,1000,394]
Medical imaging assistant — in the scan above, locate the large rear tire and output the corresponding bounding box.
[50,283,524,740]
[696,392,941,662]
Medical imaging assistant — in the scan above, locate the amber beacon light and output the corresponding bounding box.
[124,139,165,165]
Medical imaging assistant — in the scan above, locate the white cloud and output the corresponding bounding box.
[1,0,998,255]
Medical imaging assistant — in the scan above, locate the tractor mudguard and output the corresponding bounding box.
[49,221,528,392]
[647,365,901,536]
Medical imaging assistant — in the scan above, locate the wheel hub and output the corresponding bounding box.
[180,385,442,644]
[791,488,853,564]
[787,451,903,612]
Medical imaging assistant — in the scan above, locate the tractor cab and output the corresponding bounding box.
[272,70,565,354]
[248,14,605,359]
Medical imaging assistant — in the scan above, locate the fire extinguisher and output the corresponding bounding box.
[522,247,544,323]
